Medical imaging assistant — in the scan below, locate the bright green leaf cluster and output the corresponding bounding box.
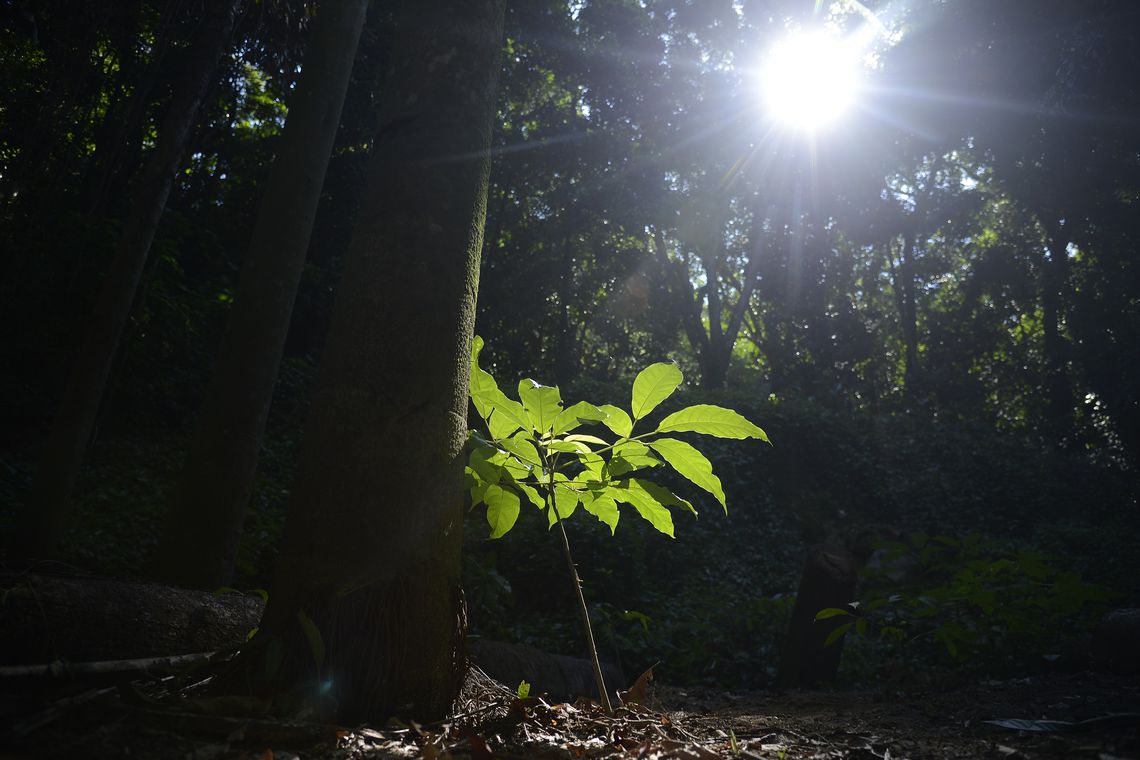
[465,336,769,540]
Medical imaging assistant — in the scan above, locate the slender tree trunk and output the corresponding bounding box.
[240,0,505,724]
[11,0,241,560]
[702,198,765,389]
[888,231,920,399]
[154,0,370,590]
[1040,219,1074,446]
[80,0,182,218]
[651,228,708,363]
[554,236,580,385]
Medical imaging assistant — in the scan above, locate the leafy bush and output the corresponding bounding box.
[819,532,1116,674]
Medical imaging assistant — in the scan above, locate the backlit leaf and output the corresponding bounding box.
[499,435,540,466]
[606,440,661,478]
[551,485,578,524]
[518,379,562,434]
[631,362,683,420]
[548,439,589,454]
[470,337,527,437]
[610,479,675,537]
[648,437,726,510]
[517,482,545,509]
[485,484,521,539]
[553,401,606,435]
[582,492,619,534]
[564,434,609,447]
[656,404,768,440]
[598,404,632,438]
[633,478,695,515]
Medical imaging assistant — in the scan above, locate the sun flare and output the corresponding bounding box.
[760,29,862,130]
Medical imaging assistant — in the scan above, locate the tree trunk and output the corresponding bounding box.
[155,0,370,591]
[1040,219,1075,447]
[239,0,505,725]
[79,0,182,218]
[701,198,765,389]
[776,544,859,689]
[898,232,920,396]
[10,0,241,560]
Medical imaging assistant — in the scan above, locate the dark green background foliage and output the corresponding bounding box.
[1,0,1138,687]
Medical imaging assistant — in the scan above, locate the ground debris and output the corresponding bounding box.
[2,664,1137,758]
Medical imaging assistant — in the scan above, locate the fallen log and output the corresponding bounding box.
[1,572,618,701]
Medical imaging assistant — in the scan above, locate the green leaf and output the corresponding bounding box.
[633,478,695,515]
[606,440,661,477]
[486,392,530,439]
[656,404,768,440]
[518,379,562,434]
[814,607,852,621]
[564,433,609,447]
[823,621,853,648]
[648,438,726,511]
[553,401,606,435]
[501,455,531,480]
[485,484,521,539]
[296,609,325,670]
[470,337,528,437]
[499,434,541,466]
[631,362,683,420]
[550,485,579,525]
[468,445,506,484]
[469,480,489,507]
[577,449,605,478]
[598,404,633,438]
[547,439,589,454]
[516,681,531,699]
[517,482,545,509]
[581,492,619,534]
[610,479,675,537]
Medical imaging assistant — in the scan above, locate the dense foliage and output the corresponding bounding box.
[1,0,1137,686]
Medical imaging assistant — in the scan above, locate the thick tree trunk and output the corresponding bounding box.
[241,0,505,725]
[155,0,370,591]
[10,0,241,560]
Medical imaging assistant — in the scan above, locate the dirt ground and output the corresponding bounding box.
[2,665,1137,759]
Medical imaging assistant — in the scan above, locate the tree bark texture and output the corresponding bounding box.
[12,0,241,560]
[155,0,370,591]
[246,0,505,725]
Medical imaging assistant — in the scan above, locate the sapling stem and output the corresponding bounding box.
[555,512,613,714]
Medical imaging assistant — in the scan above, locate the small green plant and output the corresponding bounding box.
[816,532,1115,670]
[466,336,768,709]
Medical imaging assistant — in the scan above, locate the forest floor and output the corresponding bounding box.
[3,665,1137,759]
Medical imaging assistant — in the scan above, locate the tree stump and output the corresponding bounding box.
[776,544,859,689]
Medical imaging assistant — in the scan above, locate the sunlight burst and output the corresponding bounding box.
[760,29,862,130]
